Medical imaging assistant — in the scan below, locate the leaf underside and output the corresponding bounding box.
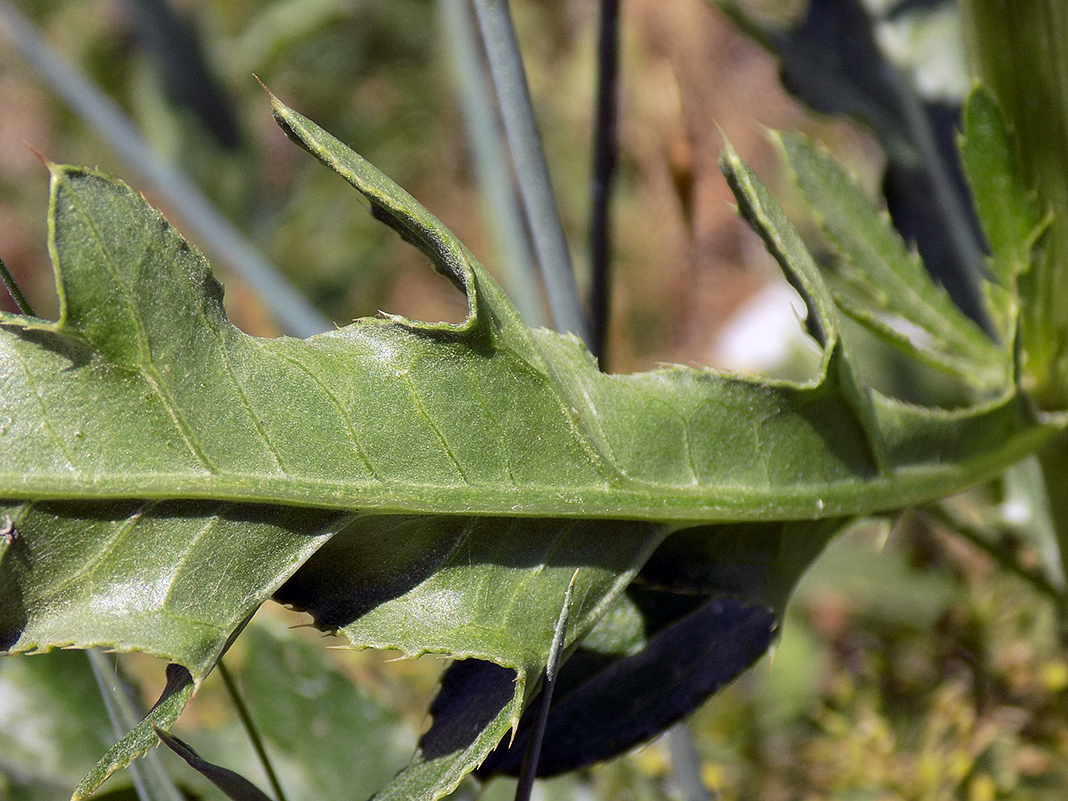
[0,89,1055,800]
[0,99,1048,523]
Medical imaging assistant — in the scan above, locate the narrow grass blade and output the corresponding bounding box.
[470,0,590,343]
[0,0,330,337]
[82,652,187,801]
[437,0,546,329]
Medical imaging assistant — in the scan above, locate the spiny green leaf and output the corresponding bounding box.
[278,516,667,677]
[0,94,1061,801]
[962,0,1068,407]
[376,660,517,801]
[0,104,1052,525]
[774,130,1005,391]
[959,84,1046,349]
[0,500,344,676]
[276,515,670,801]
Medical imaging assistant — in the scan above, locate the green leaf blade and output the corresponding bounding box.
[0,500,343,675]
[959,84,1044,349]
[1,131,1056,526]
[0,92,1063,801]
[775,130,1006,389]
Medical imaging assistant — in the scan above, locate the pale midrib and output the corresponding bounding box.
[0,420,1052,522]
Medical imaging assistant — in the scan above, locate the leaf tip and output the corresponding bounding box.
[765,127,793,160]
[265,92,320,164]
[254,74,287,119]
[718,133,739,166]
[21,140,53,172]
[508,671,527,745]
[965,81,999,115]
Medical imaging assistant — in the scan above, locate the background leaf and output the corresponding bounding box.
[232,622,414,801]
[775,129,1004,391]
[959,85,1044,348]
[712,0,987,326]
[0,650,127,800]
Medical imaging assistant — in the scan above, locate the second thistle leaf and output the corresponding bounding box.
[470,517,842,779]
[775,131,1006,392]
[959,85,1045,352]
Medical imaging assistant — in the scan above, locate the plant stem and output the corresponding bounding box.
[0,254,34,316]
[86,650,185,801]
[514,576,574,801]
[438,0,547,328]
[588,0,621,367]
[218,659,289,801]
[0,0,331,338]
[470,0,591,344]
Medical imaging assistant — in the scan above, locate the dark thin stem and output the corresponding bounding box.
[0,255,34,316]
[218,659,288,801]
[589,0,621,367]
[514,576,575,801]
